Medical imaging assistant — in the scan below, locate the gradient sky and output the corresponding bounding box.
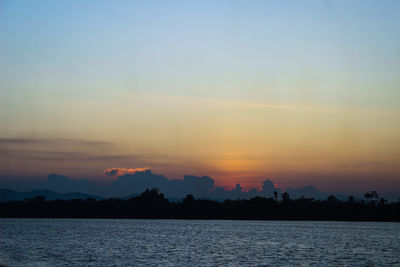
[1,0,400,193]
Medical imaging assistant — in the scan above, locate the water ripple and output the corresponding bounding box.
[0,219,399,266]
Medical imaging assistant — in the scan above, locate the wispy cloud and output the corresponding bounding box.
[0,138,111,147]
[144,94,400,115]
[0,137,116,163]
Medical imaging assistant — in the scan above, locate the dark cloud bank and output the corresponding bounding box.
[40,171,317,200]
[2,169,396,202]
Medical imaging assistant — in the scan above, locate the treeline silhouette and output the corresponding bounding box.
[1,188,399,221]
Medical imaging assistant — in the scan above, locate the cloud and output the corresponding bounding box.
[33,169,284,199]
[208,180,281,200]
[0,168,367,200]
[151,94,353,113]
[260,179,279,197]
[107,169,216,197]
[0,137,113,161]
[108,168,284,199]
[104,167,151,177]
[182,175,215,194]
[0,137,111,147]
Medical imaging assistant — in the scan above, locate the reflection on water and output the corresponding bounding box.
[0,219,399,266]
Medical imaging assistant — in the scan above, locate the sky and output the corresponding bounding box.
[1,0,400,194]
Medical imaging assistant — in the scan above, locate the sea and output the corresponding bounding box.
[0,219,399,266]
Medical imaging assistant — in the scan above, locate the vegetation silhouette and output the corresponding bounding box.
[1,188,399,221]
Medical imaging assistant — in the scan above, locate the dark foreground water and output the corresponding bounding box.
[0,219,399,266]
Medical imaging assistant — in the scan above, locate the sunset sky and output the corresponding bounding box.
[1,0,400,193]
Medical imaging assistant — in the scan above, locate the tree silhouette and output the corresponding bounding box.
[327,195,338,204]
[183,194,195,205]
[365,191,380,203]
[347,196,356,204]
[281,192,290,202]
[370,191,379,200]
[26,195,46,203]
[364,192,373,203]
[0,188,399,221]
[273,191,278,201]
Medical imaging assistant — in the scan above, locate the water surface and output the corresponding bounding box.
[1,219,399,266]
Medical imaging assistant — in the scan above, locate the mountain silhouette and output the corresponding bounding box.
[0,188,102,202]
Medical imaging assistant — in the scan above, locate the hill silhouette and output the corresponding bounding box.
[0,188,102,202]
